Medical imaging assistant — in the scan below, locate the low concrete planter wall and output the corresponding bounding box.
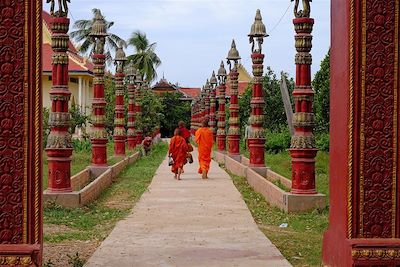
[71,168,91,191]
[44,151,141,208]
[214,151,326,213]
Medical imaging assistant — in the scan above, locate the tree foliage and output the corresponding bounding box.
[159,92,191,137]
[137,89,164,136]
[238,67,294,135]
[70,8,126,64]
[312,50,330,133]
[128,31,161,82]
[263,67,294,131]
[104,74,116,134]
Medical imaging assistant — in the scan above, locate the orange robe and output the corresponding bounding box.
[169,135,188,174]
[195,127,214,174]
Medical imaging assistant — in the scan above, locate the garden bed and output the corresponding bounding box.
[213,151,326,212]
[43,152,141,207]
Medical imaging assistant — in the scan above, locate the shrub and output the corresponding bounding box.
[265,127,291,153]
[316,132,330,152]
[72,139,92,153]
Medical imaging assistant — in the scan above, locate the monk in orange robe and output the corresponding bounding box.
[195,120,214,179]
[169,128,188,180]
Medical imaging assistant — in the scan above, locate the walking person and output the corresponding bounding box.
[178,121,193,164]
[169,128,188,180]
[195,120,213,179]
[178,121,191,141]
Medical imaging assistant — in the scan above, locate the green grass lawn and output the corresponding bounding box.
[43,142,168,244]
[231,149,329,266]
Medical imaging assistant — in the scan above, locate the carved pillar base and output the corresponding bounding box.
[46,149,73,192]
[248,138,265,167]
[228,135,240,156]
[91,139,108,167]
[114,137,126,157]
[217,135,226,152]
[289,148,317,194]
[127,136,136,150]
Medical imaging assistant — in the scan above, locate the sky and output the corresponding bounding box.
[45,0,330,87]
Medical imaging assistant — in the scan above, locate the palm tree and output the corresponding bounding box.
[70,8,126,64]
[128,31,161,82]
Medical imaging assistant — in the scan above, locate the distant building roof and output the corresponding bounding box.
[178,87,201,99]
[151,77,201,100]
[42,10,93,75]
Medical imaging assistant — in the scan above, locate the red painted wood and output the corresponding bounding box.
[323,1,400,265]
[0,1,43,265]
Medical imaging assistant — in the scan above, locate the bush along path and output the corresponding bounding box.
[42,142,169,267]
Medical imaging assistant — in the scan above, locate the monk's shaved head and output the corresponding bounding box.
[202,120,209,127]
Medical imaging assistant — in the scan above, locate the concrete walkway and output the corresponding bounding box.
[85,148,291,267]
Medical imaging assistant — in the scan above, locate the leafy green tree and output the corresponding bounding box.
[160,92,191,137]
[137,89,164,136]
[262,67,294,131]
[104,74,116,134]
[127,31,161,82]
[70,8,126,64]
[313,50,330,133]
[239,67,294,132]
[69,103,89,136]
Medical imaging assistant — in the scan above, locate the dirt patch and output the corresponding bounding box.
[44,224,74,235]
[103,190,133,210]
[43,239,101,267]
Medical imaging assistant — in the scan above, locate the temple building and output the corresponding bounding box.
[151,78,201,101]
[42,11,94,115]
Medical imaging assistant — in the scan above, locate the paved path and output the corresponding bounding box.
[86,147,291,267]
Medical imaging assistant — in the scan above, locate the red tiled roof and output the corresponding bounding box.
[42,43,93,73]
[225,81,251,97]
[42,11,93,74]
[42,11,78,54]
[179,87,201,98]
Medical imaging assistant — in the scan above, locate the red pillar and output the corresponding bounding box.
[217,61,227,152]
[209,71,218,141]
[289,13,317,194]
[90,12,108,167]
[227,69,240,156]
[227,39,241,157]
[248,10,267,168]
[46,11,73,192]
[135,76,143,144]
[323,0,400,266]
[204,80,211,122]
[113,44,127,157]
[127,63,137,150]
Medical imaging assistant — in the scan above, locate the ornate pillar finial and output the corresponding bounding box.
[291,0,312,18]
[47,0,71,17]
